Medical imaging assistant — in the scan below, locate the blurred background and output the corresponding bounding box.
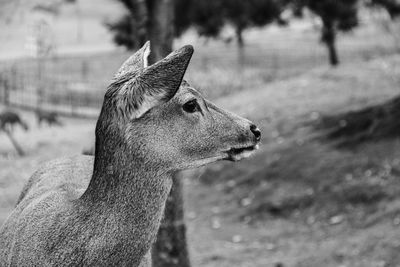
[1,0,400,266]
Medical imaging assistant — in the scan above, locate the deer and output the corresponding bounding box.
[0,110,29,132]
[0,41,261,267]
[36,109,63,127]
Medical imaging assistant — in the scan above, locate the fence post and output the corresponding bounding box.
[36,57,44,110]
[272,48,279,81]
[69,89,75,117]
[4,70,10,106]
[81,60,88,82]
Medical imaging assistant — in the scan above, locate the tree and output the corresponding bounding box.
[173,0,286,54]
[292,0,359,66]
[370,0,400,19]
[176,0,225,38]
[224,0,284,48]
[105,0,148,50]
[225,0,286,63]
[108,0,287,60]
[166,0,287,65]
[367,0,400,52]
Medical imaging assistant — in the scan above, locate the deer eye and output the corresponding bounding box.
[182,99,199,113]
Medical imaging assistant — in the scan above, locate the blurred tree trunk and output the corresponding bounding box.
[235,25,245,66]
[146,0,174,62]
[326,39,339,66]
[146,0,191,267]
[134,0,149,48]
[236,26,244,48]
[321,19,339,66]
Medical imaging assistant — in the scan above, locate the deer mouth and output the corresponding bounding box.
[224,144,259,161]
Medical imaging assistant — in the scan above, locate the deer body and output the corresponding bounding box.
[36,110,62,127]
[0,111,28,131]
[1,156,170,266]
[0,42,261,266]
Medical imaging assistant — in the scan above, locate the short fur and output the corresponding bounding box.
[0,110,29,131]
[36,110,62,127]
[0,43,260,267]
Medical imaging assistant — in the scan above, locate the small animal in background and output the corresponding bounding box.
[36,110,63,127]
[82,145,94,156]
[0,110,29,132]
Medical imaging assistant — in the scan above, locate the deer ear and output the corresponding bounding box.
[123,45,194,119]
[114,41,151,79]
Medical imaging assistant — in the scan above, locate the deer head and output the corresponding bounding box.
[95,41,261,173]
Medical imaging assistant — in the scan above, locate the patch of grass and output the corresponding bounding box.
[335,182,388,206]
[219,142,397,222]
[197,54,400,224]
[314,96,400,148]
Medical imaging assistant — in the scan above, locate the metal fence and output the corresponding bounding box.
[0,27,398,118]
[0,53,125,118]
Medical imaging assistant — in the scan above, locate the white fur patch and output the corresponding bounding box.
[231,144,259,161]
[143,42,151,68]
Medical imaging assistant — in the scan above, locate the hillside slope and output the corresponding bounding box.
[186,55,400,267]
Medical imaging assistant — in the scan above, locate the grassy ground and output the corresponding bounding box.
[1,53,400,266]
[184,55,400,267]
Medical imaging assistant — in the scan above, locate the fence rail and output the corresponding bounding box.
[0,55,110,118]
[0,27,398,117]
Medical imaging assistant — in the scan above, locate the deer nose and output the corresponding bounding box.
[250,124,261,142]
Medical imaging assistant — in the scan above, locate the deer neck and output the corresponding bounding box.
[79,137,173,257]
